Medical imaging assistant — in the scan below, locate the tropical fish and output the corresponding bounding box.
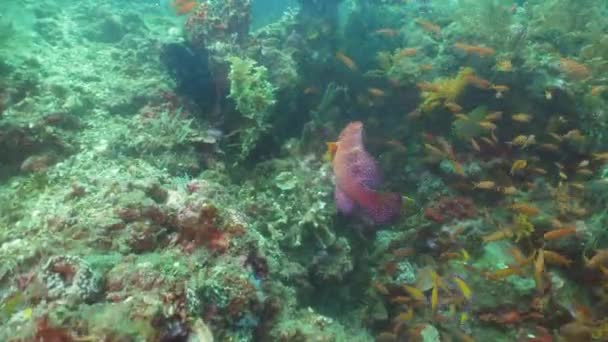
[454,43,495,57]
[507,134,535,149]
[444,102,463,113]
[331,122,402,224]
[452,277,472,301]
[171,0,198,15]
[336,52,358,71]
[431,271,439,311]
[465,74,492,89]
[510,203,540,216]
[374,28,399,38]
[416,19,441,35]
[534,249,545,292]
[501,186,517,195]
[511,113,532,123]
[484,111,502,122]
[544,250,573,267]
[367,88,386,97]
[473,180,496,190]
[544,227,577,240]
[402,284,425,301]
[510,159,527,175]
[478,121,497,130]
[399,48,418,57]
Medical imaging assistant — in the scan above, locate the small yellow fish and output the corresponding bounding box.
[431,272,439,312]
[563,129,584,142]
[444,102,463,113]
[593,152,608,161]
[501,186,517,195]
[460,249,470,262]
[548,132,563,142]
[507,135,535,149]
[534,249,545,292]
[577,168,593,177]
[374,28,399,38]
[570,182,585,191]
[393,307,414,322]
[473,180,496,190]
[529,167,548,175]
[454,113,470,121]
[470,138,481,152]
[578,160,590,168]
[336,52,358,71]
[511,113,532,123]
[539,143,560,152]
[480,137,496,147]
[485,111,503,122]
[402,284,425,301]
[399,47,418,57]
[460,312,469,325]
[478,121,497,130]
[424,143,445,158]
[510,159,527,175]
[367,87,386,97]
[452,277,472,301]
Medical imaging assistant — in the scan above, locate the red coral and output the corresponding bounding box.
[424,196,477,223]
[33,316,74,342]
[176,203,232,253]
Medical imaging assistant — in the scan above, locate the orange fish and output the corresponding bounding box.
[336,52,358,71]
[374,28,399,38]
[543,227,577,240]
[399,48,418,57]
[454,43,495,57]
[416,19,441,35]
[510,203,540,216]
[465,74,492,89]
[367,87,386,97]
[172,0,198,15]
[485,266,521,280]
[534,250,545,292]
[544,250,573,267]
[332,122,401,224]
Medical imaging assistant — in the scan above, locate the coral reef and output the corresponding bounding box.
[2,0,608,341]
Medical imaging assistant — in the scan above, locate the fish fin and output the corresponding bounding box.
[363,192,402,224]
[335,186,355,215]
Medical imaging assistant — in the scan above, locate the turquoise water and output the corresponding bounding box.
[1,0,608,341]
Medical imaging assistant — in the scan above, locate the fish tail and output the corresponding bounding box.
[363,191,402,224]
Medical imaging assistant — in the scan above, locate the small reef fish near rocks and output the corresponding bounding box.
[329,121,402,225]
